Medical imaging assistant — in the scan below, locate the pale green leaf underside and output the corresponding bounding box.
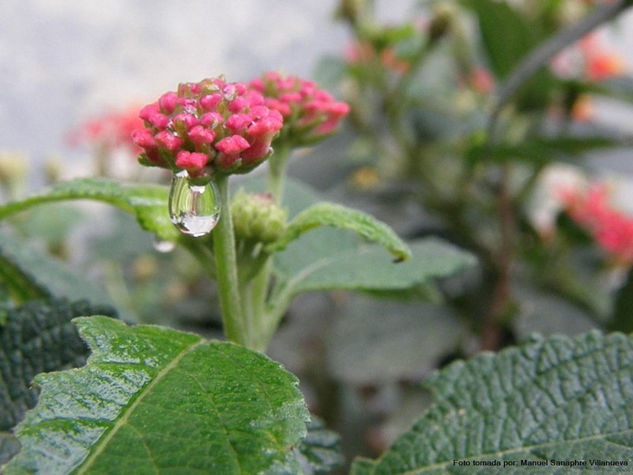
[5,316,309,474]
[0,178,178,241]
[267,202,411,261]
[276,238,475,298]
[352,331,633,474]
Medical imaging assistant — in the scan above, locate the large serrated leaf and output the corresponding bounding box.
[267,202,411,262]
[0,299,117,432]
[352,331,633,474]
[0,178,178,241]
[0,230,116,307]
[5,316,309,474]
[274,238,475,300]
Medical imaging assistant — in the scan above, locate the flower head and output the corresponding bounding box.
[560,183,633,265]
[133,77,283,177]
[68,106,144,153]
[249,72,350,146]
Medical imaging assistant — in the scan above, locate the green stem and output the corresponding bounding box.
[268,143,291,202]
[212,175,247,345]
[245,143,294,351]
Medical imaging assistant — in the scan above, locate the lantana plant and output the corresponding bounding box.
[0,71,476,473]
[3,0,633,471]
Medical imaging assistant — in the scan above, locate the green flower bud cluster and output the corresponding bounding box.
[231,190,287,244]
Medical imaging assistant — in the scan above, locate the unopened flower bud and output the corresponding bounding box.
[231,190,287,243]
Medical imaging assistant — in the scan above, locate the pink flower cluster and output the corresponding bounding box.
[68,106,144,153]
[551,32,625,82]
[560,184,633,265]
[249,72,350,145]
[132,77,283,176]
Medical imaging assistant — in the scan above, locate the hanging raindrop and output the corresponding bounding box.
[168,170,220,237]
[152,236,176,253]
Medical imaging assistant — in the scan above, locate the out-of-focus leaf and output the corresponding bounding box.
[514,286,598,340]
[0,299,117,432]
[468,0,537,78]
[0,433,19,465]
[466,135,624,164]
[0,230,115,307]
[326,296,461,384]
[610,267,633,333]
[5,316,309,474]
[295,416,344,474]
[352,331,633,473]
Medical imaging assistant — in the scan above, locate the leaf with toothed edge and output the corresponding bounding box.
[352,331,633,474]
[4,316,309,474]
[0,299,118,434]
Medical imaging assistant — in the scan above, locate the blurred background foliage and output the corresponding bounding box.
[3,0,633,470]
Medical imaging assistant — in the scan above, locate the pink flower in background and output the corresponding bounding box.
[67,106,144,153]
[132,77,283,176]
[468,66,495,95]
[250,71,350,145]
[560,184,633,265]
[551,32,626,81]
[343,41,410,75]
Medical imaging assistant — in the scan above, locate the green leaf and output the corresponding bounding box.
[267,202,411,262]
[326,296,461,385]
[352,331,633,474]
[0,433,20,465]
[274,238,475,301]
[295,416,344,474]
[610,267,633,333]
[0,299,117,432]
[0,230,116,307]
[0,178,178,241]
[466,135,623,164]
[5,316,309,474]
[468,0,537,78]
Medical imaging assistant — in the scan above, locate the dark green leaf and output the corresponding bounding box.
[610,268,633,333]
[352,331,633,473]
[0,433,20,465]
[5,316,309,474]
[295,416,344,474]
[0,230,116,307]
[0,299,117,432]
[466,135,623,164]
[468,0,537,78]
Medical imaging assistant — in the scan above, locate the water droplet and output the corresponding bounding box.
[168,170,220,237]
[152,237,175,253]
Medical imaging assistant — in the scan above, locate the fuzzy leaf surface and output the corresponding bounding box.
[0,178,178,241]
[0,299,116,432]
[267,202,411,261]
[352,331,633,474]
[5,316,309,474]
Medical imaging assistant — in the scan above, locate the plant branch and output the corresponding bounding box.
[488,0,633,139]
